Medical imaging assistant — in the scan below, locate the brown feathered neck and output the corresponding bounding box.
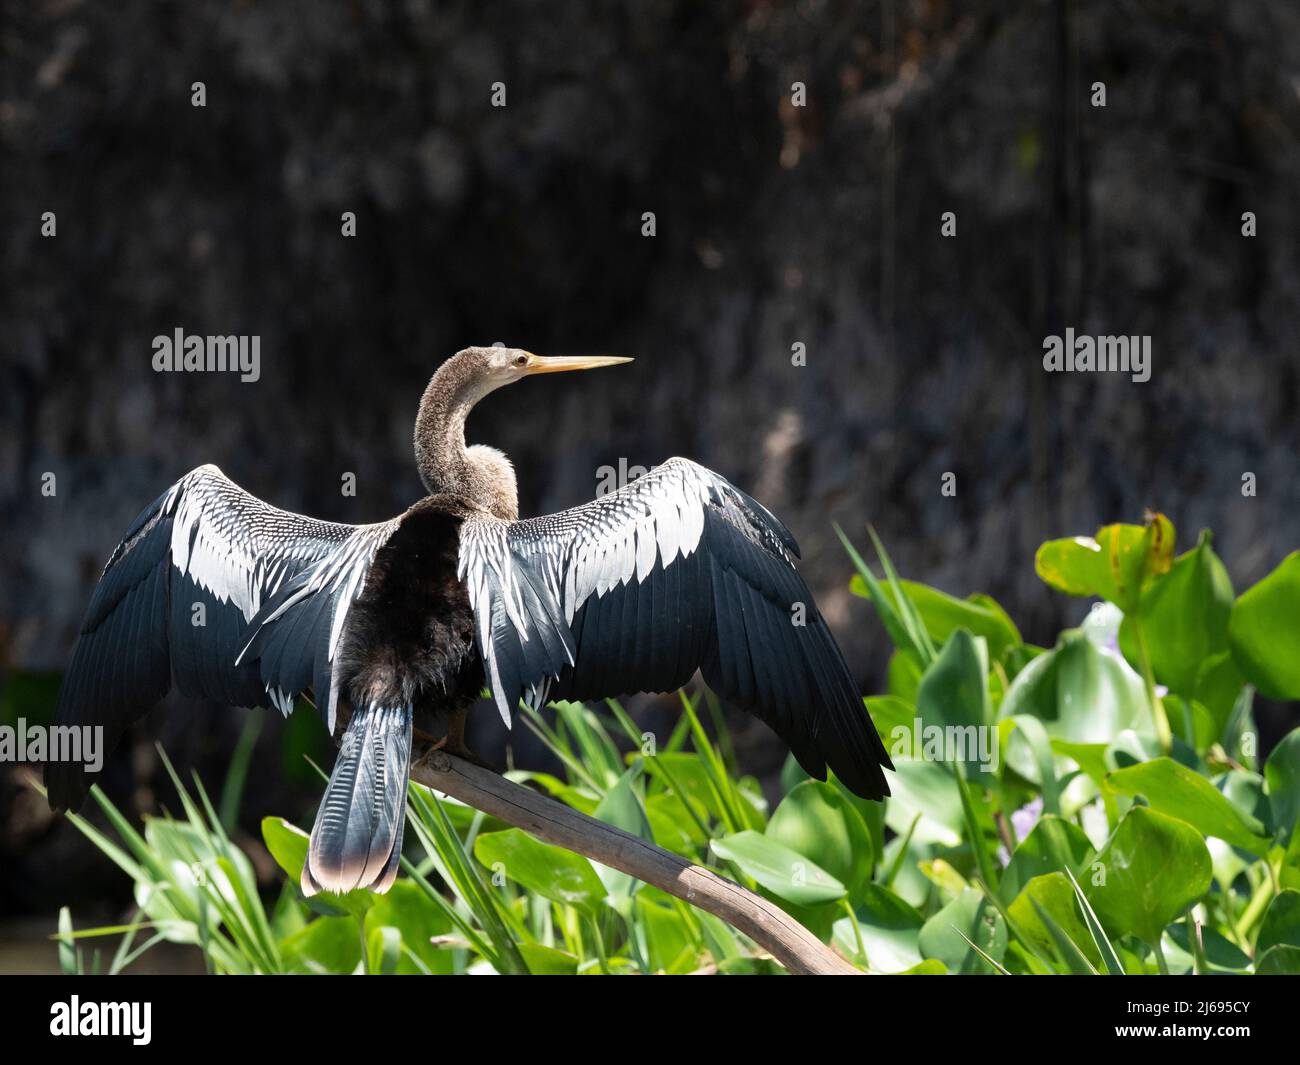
[413,351,519,520]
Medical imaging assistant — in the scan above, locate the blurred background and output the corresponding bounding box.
[1,0,1298,968]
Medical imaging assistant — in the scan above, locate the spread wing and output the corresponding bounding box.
[458,457,891,799]
[47,464,397,810]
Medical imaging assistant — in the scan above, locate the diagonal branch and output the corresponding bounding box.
[408,751,861,976]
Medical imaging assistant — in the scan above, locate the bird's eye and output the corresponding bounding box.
[514,355,527,367]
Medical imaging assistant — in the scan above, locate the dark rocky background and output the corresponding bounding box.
[1,0,1298,926]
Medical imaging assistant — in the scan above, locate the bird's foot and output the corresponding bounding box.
[415,732,494,772]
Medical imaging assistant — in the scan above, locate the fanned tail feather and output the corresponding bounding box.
[302,701,412,896]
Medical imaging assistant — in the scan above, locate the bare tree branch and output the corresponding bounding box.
[409,751,862,976]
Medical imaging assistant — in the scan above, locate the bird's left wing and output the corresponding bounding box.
[458,457,891,799]
[48,464,397,810]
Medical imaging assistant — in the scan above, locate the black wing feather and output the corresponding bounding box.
[460,458,892,800]
[48,465,394,811]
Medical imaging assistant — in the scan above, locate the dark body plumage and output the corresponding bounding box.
[337,498,483,712]
[49,346,891,896]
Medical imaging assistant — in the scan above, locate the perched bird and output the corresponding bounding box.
[48,347,891,894]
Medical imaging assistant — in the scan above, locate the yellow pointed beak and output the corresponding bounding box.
[523,354,634,374]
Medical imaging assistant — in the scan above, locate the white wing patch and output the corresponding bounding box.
[459,458,756,725]
[166,465,393,720]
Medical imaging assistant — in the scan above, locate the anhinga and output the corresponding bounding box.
[48,347,892,895]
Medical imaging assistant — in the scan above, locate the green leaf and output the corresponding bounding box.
[898,959,948,974]
[1063,868,1125,975]
[281,916,362,974]
[592,762,654,906]
[865,695,917,746]
[999,628,1151,744]
[882,759,966,847]
[1256,889,1300,957]
[1265,729,1300,844]
[636,896,699,974]
[366,925,402,975]
[999,815,1095,904]
[1009,873,1101,971]
[519,943,581,976]
[473,829,607,913]
[1229,551,1300,699]
[766,780,874,900]
[836,525,928,663]
[1106,758,1272,855]
[887,649,924,702]
[261,816,309,883]
[1086,807,1212,947]
[918,886,1007,974]
[1256,945,1300,974]
[915,628,992,736]
[1035,515,1175,613]
[1118,530,1233,697]
[363,880,454,975]
[711,830,846,906]
[851,578,1021,660]
[833,885,924,973]
[1193,652,1248,738]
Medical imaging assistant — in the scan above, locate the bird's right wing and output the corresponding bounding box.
[458,457,891,799]
[48,464,396,810]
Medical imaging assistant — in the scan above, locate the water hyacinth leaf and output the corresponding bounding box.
[636,896,698,974]
[1193,652,1248,738]
[1229,552,1300,699]
[710,830,846,906]
[1265,729,1300,844]
[898,959,948,974]
[866,694,918,745]
[999,815,1095,904]
[883,759,966,847]
[915,628,992,739]
[1255,946,1300,975]
[592,762,654,905]
[473,829,606,913]
[1008,873,1100,970]
[850,578,1021,660]
[917,886,1007,975]
[999,628,1151,744]
[1003,715,1060,813]
[1117,530,1233,698]
[1256,890,1300,957]
[833,884,925,973]
[366,925,402,975]
[887,649,924,702]
[1085,807,1212,946]
[643,794,705,858]
[363,880,455,975]
[1063,868,1124,975]
[1163,922,1250,973]
[261,816,309,882]
[518,943,581,976]
[1035,515,1175,613]
[1105,758,1272,855]
[765,779,874,899]
[641,752,728,823]
[281,915,363,975]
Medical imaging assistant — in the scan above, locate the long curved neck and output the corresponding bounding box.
[414,356,477,496]
[414,355,519,520]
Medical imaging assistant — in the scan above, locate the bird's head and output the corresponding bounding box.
[455,345,634,393]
